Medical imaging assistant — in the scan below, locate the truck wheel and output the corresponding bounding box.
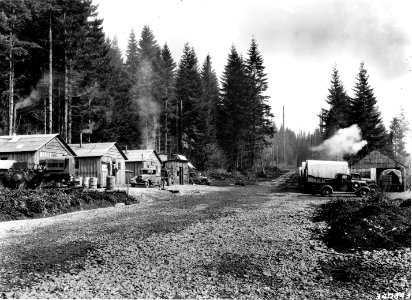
[145,181,150,188]
[321,187,332,197]
[357,188,369,198]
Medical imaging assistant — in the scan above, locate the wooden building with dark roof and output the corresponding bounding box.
[350,150,409,191]
[69,142,127,187]
[0,134,75,164]
[124,149,162,184]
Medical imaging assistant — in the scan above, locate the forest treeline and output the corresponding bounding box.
[0,0,409,171]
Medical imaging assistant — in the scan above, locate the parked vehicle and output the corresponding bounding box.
[189,172,210,185]
[350,172,379,194]
[130,168,161,187]
[0,158,75,189]
[300,160,370,197]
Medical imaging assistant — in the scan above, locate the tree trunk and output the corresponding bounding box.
[48,15,53,133]
[67,80,72,143]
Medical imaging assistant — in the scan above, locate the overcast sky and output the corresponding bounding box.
[93,0,411,135]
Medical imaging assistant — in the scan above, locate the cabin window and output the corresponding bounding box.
[152,169,156,174]
[75,159,79,169]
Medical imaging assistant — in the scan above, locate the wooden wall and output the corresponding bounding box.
[164,160,189,184]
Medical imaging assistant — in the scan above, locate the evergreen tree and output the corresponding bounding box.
[125,29,139,77]
[349,62,390,155]
[159,43,176,154]
[244,38,275,170]
[324,66,350,138]
[175,43,203,155]
[133,25,162,149]
[194,54,220,169]
[218,46,250,170]
[389,109,410,159]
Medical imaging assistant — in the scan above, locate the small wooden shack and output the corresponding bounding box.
[69,142,127,187]
[124,149,162,184]
[164,154,190,185]
[350,150,409,192]
[0,134,75,164]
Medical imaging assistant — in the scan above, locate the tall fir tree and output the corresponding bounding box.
[324,66,350,139]
[125,29,139,78]
[244,38,275,170]
[175,43,203,155]
[194,54,220,169]
[159,43,176,154]
[218,46,250,170]
[349,62,390,156]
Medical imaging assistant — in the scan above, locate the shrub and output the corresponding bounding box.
[313,192,411,251]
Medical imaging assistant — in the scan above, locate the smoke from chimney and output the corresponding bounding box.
[312,124,367,159]
[15,89,41,110]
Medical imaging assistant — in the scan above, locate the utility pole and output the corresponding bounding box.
[48,13,53,133]
[283,105,286,166]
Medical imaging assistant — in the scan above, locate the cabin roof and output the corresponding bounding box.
[125,149,161,163]
[0,134,76,156]
[350,149,408,168]
[69,142,127,159]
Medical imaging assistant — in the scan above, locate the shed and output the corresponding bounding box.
[69,143,127,187]
[0,134,75,165]
[124,149,162,184]
[164,154,190,185]
[350,150,408,192]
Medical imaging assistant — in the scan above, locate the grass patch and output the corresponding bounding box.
[313,192,411,251]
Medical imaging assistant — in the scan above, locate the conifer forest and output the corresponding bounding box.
[0,0,409,171]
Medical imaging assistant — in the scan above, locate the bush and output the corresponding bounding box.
[0,187,138,221]
[313,192,411,251]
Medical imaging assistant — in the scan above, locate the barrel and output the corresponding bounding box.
[89,177,98,189]
[74,176,82,187]
[83,176,90,188]
[106,176,115,190]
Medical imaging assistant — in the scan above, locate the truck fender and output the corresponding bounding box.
[320,185,333,197]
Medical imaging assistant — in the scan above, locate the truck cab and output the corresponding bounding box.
[319,173,370,197]
[130,168,161,187]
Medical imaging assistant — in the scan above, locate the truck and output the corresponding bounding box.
[300,160,371,197]
[129,168,161,187]
[0,157,75,189]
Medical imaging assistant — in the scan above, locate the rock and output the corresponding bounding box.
[115,203,125,208]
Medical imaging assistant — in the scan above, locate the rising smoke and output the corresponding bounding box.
[15,89,41,110]
[134,60,160,150]
[312,124,367,159]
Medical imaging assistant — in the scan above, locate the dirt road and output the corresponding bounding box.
[0,172,410,299]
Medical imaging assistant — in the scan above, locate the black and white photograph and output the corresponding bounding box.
[0,0,411,298]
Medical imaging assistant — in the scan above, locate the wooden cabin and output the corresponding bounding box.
[164,154,190,185]
[124,149,162,184]
[0,134,75,164]
[350,150,409,192]
[69,142,127,187]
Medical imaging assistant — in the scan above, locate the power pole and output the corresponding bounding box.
[283,105,286,166]
[48,14,53,133]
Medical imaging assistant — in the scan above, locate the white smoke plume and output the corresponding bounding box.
[134,60,160,150]
[312,124,367,159]
[15,89,41,110]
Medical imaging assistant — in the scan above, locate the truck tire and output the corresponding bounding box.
[321,187,332,197]
[145,181,150,188]
[356,188,369,198]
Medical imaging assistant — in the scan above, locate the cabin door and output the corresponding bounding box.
[179,167,183,184]
[101,163,109,187]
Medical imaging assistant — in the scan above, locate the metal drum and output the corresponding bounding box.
[74,176,82,187]
[89,177,98,189]
[83,176,90,188]
[106,176,115,190]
